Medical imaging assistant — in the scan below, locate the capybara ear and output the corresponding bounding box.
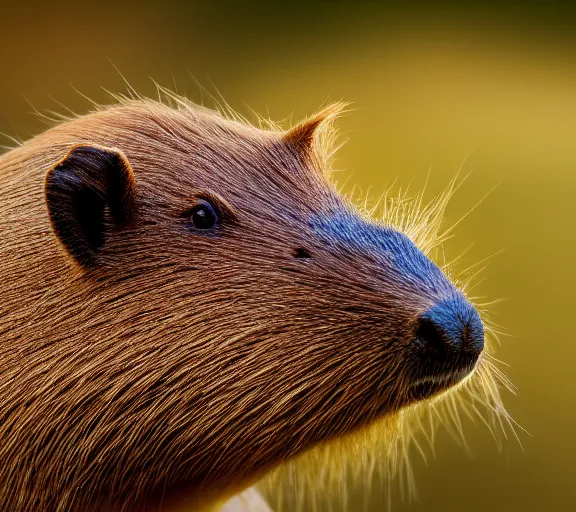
[283,114,326,151]
[283,102,347,160]
[45,144,135,268]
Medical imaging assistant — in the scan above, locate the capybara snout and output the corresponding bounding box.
[415,295,485,367]
[309,210,485,397]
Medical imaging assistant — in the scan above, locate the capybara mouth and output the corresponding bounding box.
[408,365,475,401]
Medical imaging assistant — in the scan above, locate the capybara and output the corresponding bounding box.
[0,92,505,511]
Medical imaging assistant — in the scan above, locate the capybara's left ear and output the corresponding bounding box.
[45,144,135,268]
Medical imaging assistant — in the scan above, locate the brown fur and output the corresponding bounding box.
[0,97,489,511]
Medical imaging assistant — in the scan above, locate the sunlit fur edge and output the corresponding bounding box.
[259,174,519,511]
[1,81,518,511]
[1,79,348,171]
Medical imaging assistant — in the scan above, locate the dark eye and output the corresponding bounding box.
[188,201,218,230]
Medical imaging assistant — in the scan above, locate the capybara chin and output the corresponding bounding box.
[0,94,491,512]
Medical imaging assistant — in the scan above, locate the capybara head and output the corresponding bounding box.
[0,94,502,512]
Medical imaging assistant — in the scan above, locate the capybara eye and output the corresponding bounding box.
[189,201,218,230]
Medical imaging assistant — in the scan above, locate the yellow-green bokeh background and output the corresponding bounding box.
[1,1,574,510]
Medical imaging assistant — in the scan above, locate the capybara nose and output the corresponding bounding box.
[414,296,484,369]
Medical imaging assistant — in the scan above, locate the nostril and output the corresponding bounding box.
[410,297,484,389]
[415,317,447,356]
[414,296,485,363]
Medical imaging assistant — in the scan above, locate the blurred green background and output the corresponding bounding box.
[1,1,575,510]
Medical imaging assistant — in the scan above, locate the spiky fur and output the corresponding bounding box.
[0,88,514,512]
[258,168,517,511]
